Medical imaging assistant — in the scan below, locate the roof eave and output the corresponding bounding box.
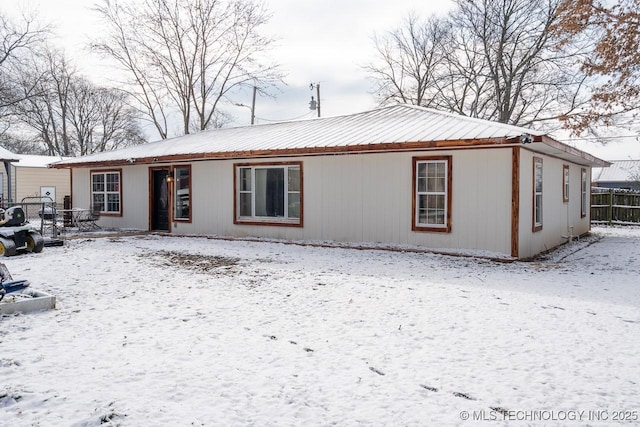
[537,135,610,167]
[51,137,517,168]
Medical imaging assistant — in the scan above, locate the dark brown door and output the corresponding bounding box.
[151,170,169,231]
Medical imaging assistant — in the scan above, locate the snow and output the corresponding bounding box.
[11,154,70,168]
[1,226,640,426]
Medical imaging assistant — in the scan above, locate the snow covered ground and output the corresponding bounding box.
[1,226,639,426]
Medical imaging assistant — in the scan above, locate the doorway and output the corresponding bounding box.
[150,169,170,231]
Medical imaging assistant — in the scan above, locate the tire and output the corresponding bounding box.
[26,232,45,253]
[0,237,17,257]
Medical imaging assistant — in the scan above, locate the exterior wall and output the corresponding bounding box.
[170,149,513,255]
[75,148,514,256]
[70,147,593,258]
[0,166,70,206]
[517,149,591,259]
[72,166,150,230]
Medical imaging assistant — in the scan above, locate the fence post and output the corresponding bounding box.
[63,195,72,228]
[608,189,614,225]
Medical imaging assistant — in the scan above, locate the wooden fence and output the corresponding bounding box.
[591,188,640,224]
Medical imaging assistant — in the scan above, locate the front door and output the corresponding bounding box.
[151,169,170,231]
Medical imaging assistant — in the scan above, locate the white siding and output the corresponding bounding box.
[70,147,594,258]
[518,149,591,258]
[75,148,513,256]
[447,149,512,254]
[71,168,90,209]
[72,166,149,230]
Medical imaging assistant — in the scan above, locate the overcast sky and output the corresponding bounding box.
[7,0,453,122]
[4,0,638,160]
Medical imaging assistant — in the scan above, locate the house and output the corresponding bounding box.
[0,148,71,207]
[51,105,608,259]
[592,160,640,191]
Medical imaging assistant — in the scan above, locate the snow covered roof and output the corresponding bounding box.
[593,160,640,182]
[0,145,20,162]
[11,154,70,168]
[0,146,69,167]
[51,104,609,168]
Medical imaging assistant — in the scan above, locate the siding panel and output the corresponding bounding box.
[69,147,592,258]
[518,150,591,258]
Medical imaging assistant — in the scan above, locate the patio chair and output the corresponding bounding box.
[77,205,102,231]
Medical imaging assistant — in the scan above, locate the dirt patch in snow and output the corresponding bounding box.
[144,251,241,275]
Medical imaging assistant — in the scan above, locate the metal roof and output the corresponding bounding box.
[593,160,640,182]
[51,104,607,167]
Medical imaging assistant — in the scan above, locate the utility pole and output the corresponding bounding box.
[236,85,257,125]
[251,86,257,125]
[309,83,320,117]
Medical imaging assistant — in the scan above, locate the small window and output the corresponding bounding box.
[173,166,191,221]
[533,158,543,231]
[413,156,452,232]
[581,168,588,217]
[235,162,302,226]
[563,165,570,203]
[91,170,121,214]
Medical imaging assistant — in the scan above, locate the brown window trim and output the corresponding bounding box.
[412,156,452,233]
[532,157,543,232]
[89,168,123,217]
[171,164,192,223]
[511,147,520,258]
[233,161,304,228]
[581,168,587,218]
[562,164,570,203]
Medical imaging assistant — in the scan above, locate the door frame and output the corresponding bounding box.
[149,166,172,232]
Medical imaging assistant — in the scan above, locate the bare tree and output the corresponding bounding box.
[366,0,593,128]
[455,0,591,126]
[13,48,145,156]
[0,131,44,154]
[12,51,69,155]
[70,82,146,154]
[93,0,282,139]
[365,14,450,107]
[0,9,48,124]
[91,0,170,139]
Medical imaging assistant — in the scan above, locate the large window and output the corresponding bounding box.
[413,156,452,232]
[563,164,570,203]
[533,157,543,231]
[174,166,191,221]
[581,168,588,217]
[91,170,121,214]
[235,162,302,226]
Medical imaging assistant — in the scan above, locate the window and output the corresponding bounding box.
[563,164,570,203]
[235,162,302,226]
[581,168,588,217]
[413,156,452,232]
[91,170,121,214]
[533,157,543,231]
[173,166,191,221]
